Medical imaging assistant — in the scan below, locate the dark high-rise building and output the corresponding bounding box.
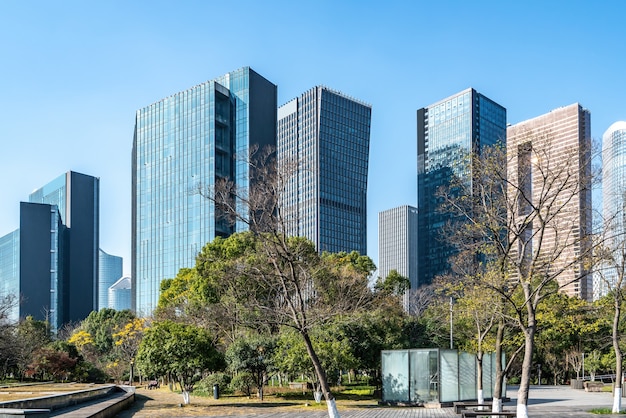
[277,86,371,255]
[0,171,100,329]
[132,67,277,315]
[417,88,506,286]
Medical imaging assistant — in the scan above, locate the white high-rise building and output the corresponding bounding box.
[378,205,418,311]
[597,121,626,299]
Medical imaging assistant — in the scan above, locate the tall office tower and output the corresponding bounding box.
[108,276,132,311]
[29,171,100,323]
[598,121,626,299]
[98,249,123,310]
[133,67,277,315]
[417,88,506,286]
[507,104,593,301]
[277,86,371,255]
[378,205,418,311]
[0,171,99,329]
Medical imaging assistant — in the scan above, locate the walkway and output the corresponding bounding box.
[193,386,625,418]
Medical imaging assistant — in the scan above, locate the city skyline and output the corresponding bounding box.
[1,1,625,274]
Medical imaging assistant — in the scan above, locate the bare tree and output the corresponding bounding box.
[0,294,18,379]
[593,211,626,413]
[439,130,598,416]
[199,147,375,418]
[407,283,435,317]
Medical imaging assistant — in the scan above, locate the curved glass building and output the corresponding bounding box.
[108,276,132,311]
[599,121,626,298]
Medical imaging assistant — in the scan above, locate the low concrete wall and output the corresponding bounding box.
[0,385,116,411]
[85,391,134,418]
[0,409,49,418]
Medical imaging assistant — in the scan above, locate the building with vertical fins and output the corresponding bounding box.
[417,88,506,287]
[597,121,626,299]
[132,67,277,315]
[0,171,99,329]
[507,103,593,301]
[378,205,418,312]
[28,171,100,324]
[277,86,371,255]
[98,249,123,310]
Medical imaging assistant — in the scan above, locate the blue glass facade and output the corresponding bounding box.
[0,229,20,323]
[417,88,506,286]
[0,171,99,330]
[132,67,277,315]
[98,249,123,310]
[277,86,371,255]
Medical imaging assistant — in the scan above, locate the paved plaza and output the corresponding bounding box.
[103,386,626,418]
[188,386,625,418]
[35,384,626,417]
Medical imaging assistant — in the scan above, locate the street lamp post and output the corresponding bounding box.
[449,297,454,350]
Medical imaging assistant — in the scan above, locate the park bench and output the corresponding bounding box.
[461,410,515,418]
[454,401,493,414]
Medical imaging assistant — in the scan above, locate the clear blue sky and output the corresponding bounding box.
[1,0,625,275]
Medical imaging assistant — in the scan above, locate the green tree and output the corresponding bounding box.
[374,270,410,298]
[15,316,51,379]
[199,148,377,418]
[535,292,601,385]
[226,335,277,400]
[80,309,135,355]
[0,294,18,380]
[136,320,224,404]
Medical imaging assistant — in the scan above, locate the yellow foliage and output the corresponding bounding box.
[113,318,147,346]
[68,330,93,348]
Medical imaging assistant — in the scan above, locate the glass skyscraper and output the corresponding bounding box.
[277,86,371,255]
[132,67,277,315]
[597,121,626,298]
[98,249,123,310]
[0,230,20,323]
[0,171,99,329]
[417,88,506,286]
[29,171,100,323]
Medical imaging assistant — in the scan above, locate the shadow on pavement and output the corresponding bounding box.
[114,393,152,417]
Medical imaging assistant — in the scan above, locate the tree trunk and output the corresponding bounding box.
[476,350,485,407]
[258,371,265,401]
[301,330,340,418]
[517,310,536,418]
[613,295,622,414]
[492,315,506,413]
